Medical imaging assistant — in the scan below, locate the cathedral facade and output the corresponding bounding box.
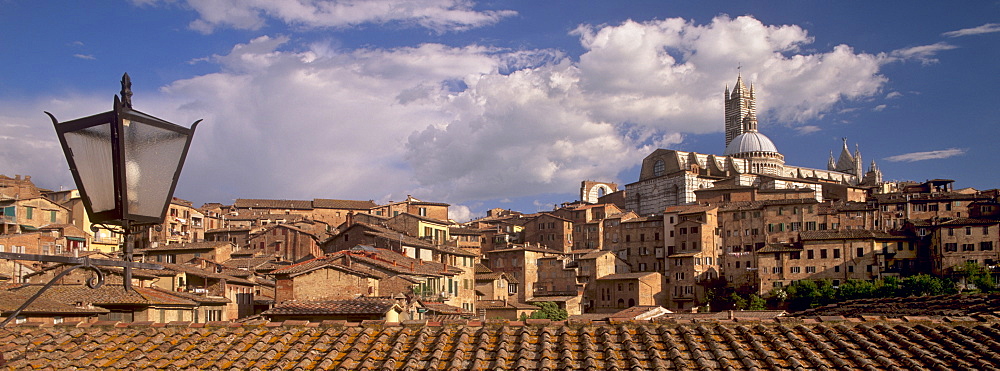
[625,74,882,216]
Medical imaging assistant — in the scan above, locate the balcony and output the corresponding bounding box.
[672,293,695,301]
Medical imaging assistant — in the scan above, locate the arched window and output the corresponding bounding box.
[653,160,665,177]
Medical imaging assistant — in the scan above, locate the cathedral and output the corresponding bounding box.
[624,74,882,215]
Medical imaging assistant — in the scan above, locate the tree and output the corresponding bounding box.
[746,294,766,310]
[528,302,568,321]
[783,280,836,311]
[957,262,997,293]
[899,274,955,297]
[837,279,877,301]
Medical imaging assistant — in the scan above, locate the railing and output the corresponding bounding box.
[0,215,15,224]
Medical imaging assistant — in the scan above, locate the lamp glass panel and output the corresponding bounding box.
[63,122,116,213]
[121,119,189,219]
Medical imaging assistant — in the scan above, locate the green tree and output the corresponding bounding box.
[746,294,766,310]
[528,302,568,321]
[899,274,956,296]
[730,292,748,310]
[957,262,997,293]
[784,280,836,311]
[837,279,877,301]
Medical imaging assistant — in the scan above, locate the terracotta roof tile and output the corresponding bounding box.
[3,317,1000,369]
[312,198,377,210]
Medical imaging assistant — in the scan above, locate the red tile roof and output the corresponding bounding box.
[1,318,998,369]
[312,199,377,210]
[261,298,398,316]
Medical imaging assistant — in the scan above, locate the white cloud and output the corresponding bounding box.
[943,23,1000,37]
[888,42,959,65]
[139,0,516,34]
[73,54,96,60]
[572,15,886,127]
[448,204,473,222]
[794,125,821,135]
[885,91,902,99]
[4,15,892,207]
[884,148,966,162]
[873,104,887,112]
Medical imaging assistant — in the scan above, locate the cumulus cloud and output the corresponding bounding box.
[137,0,516,34]
[5,15,891,207]
[889,42,958,65]
[884,148,966,162]
[943,23,1000,37]
[572,15,886,128]
[448,204,473,222]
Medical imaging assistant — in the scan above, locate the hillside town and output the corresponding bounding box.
[2,75,1000,369]
[2,75,998,326]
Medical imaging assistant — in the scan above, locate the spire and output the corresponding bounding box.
[827,151,836,170]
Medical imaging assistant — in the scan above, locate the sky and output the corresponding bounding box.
[1,1,998,222]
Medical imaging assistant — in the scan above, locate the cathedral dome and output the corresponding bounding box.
[723,131,779,156]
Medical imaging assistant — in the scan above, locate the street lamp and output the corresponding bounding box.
[48,73,200,289]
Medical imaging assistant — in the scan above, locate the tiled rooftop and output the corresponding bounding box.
[792,293,1000,318]
[261,298,397,316]
[1,318,999,369]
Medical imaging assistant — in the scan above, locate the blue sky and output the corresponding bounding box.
[2,1,998,221]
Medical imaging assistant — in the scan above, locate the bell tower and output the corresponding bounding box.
[725,72,756,148]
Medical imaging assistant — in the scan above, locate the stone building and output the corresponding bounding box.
[591,272,665,313]
[522,213,574,253]
[370,195,449,222]
[926,218,999,276]
[247,223,322,262]
[484,244,564,304]
[625,74,881,215]
[753,230,906,294]
[662,205,721,310]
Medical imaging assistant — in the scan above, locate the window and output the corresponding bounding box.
[790,266,801,273]
[25,206,34,220]
[772,267,782,274]
[945,243,958,252]
[807,250,814,259]
[985,226,991,235]
[806,222,816,231]
[806,266,816,273]
[856,247,864,257]
[962,244,975,251]
[690,227,698,234]
[833,249,840,259]
[834,266,841,272]
[653,160,665,177]
[966,227,973,235]
[49,210,57,223]
[948,228,954,236]
[790,252,800,260]
[848,265,854,273]
[981,242,994,251]
[418,207,427,217]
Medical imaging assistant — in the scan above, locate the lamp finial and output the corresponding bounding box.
[120,73,133,109]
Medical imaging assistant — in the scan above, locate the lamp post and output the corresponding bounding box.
[48,73,201,290]
[0,74,199,327]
